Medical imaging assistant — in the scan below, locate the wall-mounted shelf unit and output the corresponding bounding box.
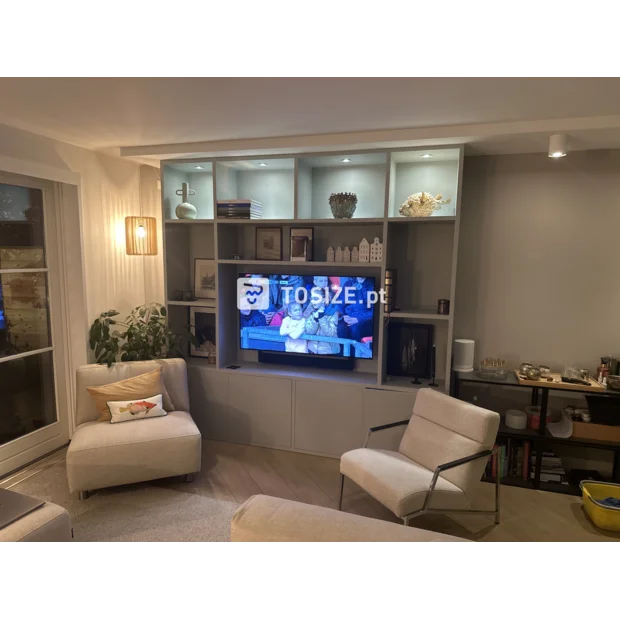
[161,145,464,458]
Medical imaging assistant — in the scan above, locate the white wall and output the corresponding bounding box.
[0,124,164,337]
[455,150,620,372]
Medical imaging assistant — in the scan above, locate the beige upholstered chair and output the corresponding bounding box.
[66,359,201,499]
[339,388,500,525]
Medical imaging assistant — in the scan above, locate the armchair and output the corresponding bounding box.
[339,388,500,526]
[66,359,201,499]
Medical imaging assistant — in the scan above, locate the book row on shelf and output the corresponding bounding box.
[484,439,569,486]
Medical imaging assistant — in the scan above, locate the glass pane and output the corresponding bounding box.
[0,272,51,358]
[0,350,57,446]
[0,183,46,268]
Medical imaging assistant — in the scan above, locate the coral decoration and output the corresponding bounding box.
[399,192,451,217]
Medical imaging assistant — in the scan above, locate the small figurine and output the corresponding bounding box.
[370,237,383,263]
[351,246,359,262]
[335,246,343,263]
[326,246,335,262]
[343,246,351,263]
[359,238,370,262]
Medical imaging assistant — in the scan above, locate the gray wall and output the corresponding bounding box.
[455,150,620,374]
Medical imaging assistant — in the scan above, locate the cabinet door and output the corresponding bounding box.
[188,366,229,441]
[363,388,416,451]
[294,380,364,456]
[228,374,292,448]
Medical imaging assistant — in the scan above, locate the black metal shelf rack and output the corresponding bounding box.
[452,371,620,496]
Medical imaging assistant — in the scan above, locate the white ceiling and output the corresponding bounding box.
[1,78,620,157]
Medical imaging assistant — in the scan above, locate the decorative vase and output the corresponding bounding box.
[329,192,357,219]
[175,182,197,220]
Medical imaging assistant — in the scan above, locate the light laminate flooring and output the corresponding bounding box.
[3,440,618,541]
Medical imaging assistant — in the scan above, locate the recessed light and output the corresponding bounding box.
[421,153,433,159]
[194,165,204,169]
[341,158,351,163]
[258,162,268,167]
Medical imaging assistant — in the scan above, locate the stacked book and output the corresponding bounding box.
[530,451,568,484]
[217,199,263,219]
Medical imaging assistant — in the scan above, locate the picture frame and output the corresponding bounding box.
[290,227,314,261]
[255,227,283,261]
[190,307,216,359]
[194,258,217,300]
[290,236,308,261]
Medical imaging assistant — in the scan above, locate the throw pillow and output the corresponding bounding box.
[87,367,174,422]
[107,393,167,424]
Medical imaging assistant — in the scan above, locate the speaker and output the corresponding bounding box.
[453,339,475,372]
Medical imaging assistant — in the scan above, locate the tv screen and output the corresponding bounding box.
[239,274,376,359]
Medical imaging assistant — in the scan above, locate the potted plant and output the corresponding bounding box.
[89,302,197,367]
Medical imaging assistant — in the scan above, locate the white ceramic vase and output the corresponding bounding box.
[175,182,197,220]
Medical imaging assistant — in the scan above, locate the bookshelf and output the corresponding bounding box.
[160,145,464,457]
[453,371,620,496]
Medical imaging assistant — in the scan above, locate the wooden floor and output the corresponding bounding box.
[159,440,618,542]
[4,440,619,541]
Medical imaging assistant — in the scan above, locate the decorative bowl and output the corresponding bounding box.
[607,375,620,392]
[519,362,533,374]
[526,367,542,381]
[329,192,357,219]
[539,365,551,377]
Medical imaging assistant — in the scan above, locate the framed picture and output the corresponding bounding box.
[194,258,217,300]
[255,227,282,261]
[290,227,313,261]
[190,307,216,360]
[290,236,308,261]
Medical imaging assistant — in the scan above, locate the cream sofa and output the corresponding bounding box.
[66,359,201,498]
[231,495,467,542]
[0,497,72,542]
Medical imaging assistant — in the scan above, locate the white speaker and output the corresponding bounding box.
[453,339,475,372]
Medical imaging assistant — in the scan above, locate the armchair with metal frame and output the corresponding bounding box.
[338,388,501,527]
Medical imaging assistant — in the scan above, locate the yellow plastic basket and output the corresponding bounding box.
[580,480,620,532]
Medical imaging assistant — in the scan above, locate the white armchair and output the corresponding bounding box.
[66,359,201,499]
[339,388,500,526]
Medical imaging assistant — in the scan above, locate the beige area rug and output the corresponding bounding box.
[12,460,238,542]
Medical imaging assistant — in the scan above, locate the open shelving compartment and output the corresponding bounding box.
[297,152,388,220]
[215,260,383,385]
[388,147,460,220]
[162,161,214,220]
[215,157,295,220]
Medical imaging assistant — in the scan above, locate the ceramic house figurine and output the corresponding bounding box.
[370,237,383,263]
[351,246,359,262]
[343,246,351,262]
[359,238,370,262]
[335,246,343,263]
[326,246,335,262]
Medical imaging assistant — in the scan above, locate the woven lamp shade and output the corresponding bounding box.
[125,216,158,255]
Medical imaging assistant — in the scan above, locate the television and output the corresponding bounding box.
[239,274,377,359]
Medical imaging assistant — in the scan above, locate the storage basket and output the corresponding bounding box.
[579,480,620,531]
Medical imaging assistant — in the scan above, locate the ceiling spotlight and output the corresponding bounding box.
[258,162,268,167]
[548,134,568,158]
[421,153,433,159]
[341,158,351,163]
[194,165,204,169]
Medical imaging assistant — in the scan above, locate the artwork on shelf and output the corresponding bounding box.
[387,322,433,380]
[335,246,343,263]
[329,192,357,219]
[351,246,359,262]
[370,238,383,263]
[326,246,335,262]
[399,192,451,218]
[343,246,351,263]
[255,227,283,261]
[290,227,313,261]
[290,236,308,262]
[359,238,370,262]
[194,259,216,299]
[175,182,197,220]
[190,307,216,361]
